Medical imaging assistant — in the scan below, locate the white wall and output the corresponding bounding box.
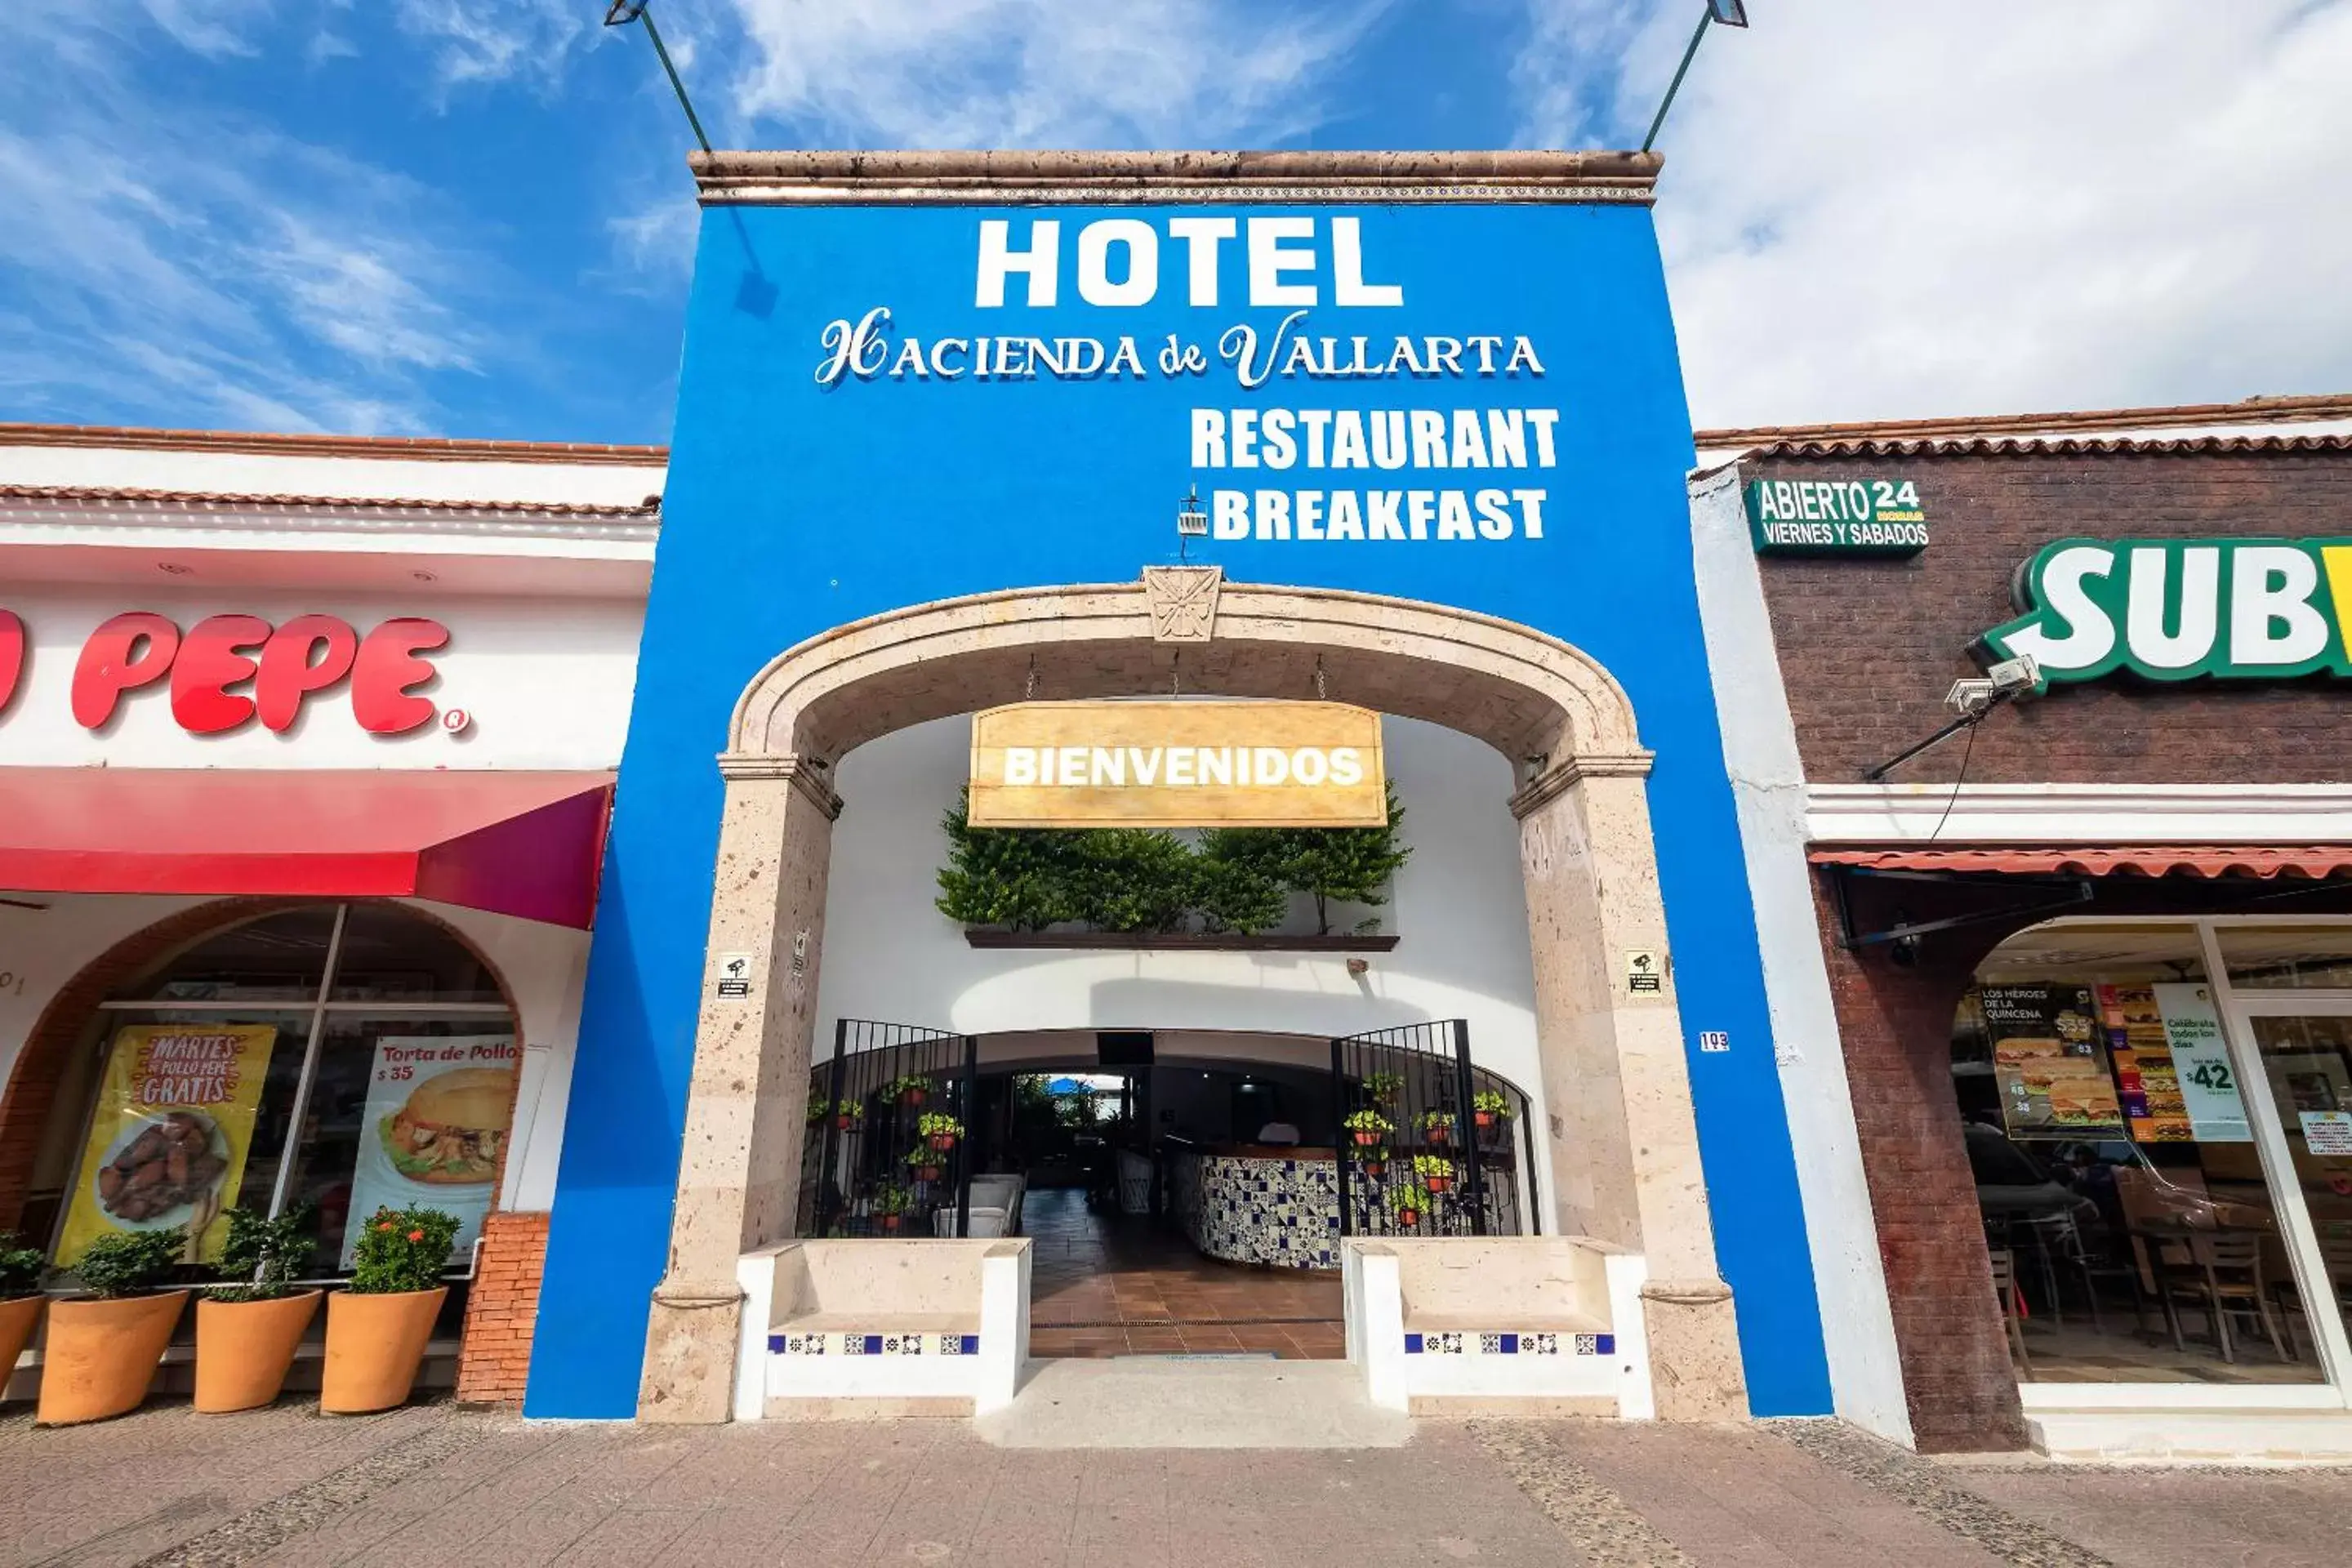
[811,713,1553,1201]
[1687,462,1913,1445]
[0,439,666,510]
[0,585,641,771]
[0,892,589,1220]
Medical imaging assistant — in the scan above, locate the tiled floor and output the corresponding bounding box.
[1022,1186,1347,1360]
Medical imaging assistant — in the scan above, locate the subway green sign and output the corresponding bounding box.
[1981,537,2352,688]
[1744,476,1927,555]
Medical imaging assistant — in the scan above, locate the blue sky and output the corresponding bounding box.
[4,2,2348,442]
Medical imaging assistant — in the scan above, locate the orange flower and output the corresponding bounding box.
[407,1229,425,1243]
[376,1220,394,1232]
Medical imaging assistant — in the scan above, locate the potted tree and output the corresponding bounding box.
[1343,1110,1392,1149]
[1413,1154,1455,1196]
[917,1112,963,1152]
[194,1205,319,1414]
[887,1074,934,1108]
[0,1232,47,1403]
[871,1184,915,1233]
[1388,1184,1432,1229]
[37,1227,188,1425]
[905,1147,944,1184]
[321,1205,457,1414]
[1472,1091,1512,1132]
[1417,1110,1457,1147]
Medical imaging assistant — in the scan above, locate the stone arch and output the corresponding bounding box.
[639,572,1744,1424]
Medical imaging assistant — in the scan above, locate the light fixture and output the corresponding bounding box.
[1642,2,1755,152]
[1709,0,1749,24]
[1175,485,1208,563]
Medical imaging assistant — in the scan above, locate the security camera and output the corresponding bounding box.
[1944,654,2040,717]
[1986,655,2040,694]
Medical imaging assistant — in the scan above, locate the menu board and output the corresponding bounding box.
[339,1036,519,1267]
[2099,983,2193,1143]
[56,1022,279,1266]
[1981,983,2123,1137]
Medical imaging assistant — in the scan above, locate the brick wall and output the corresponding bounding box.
[1749,448,2352,785]
[1751,445,2352,1449]
[457,1209,551,1405]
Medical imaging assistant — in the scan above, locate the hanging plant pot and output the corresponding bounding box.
[1396,1208,1420,1227]
[928,1134,958,1152]
[1473,1111,1498,1129]
[1423,1126,1451,1146]
[1361,1162,1385,1179]
[913,1165,942,1183]
[879,1213,902,1233]
[37,1291,190,1425]
[835,1113,858,1131]
[320,1286,445,1414]
[901,1089,927,1107]
[1424,1175,1452,1195]
[1350,1130,1380,1147]
[194,1290,322,1414]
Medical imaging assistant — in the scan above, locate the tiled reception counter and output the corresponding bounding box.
[1164,1142,1343,1271]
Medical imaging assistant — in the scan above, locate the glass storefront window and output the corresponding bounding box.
[45,903,518,1281]
[1955,920,2328,1386]
[2219,927,2352,991]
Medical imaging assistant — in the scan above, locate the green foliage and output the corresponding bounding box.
[1201,782,1410,934]
[937,782,1410,937]
[916,1113,964,1143]
[936,793,1080,930]
[211,1205,317,1303]
[0,1232,49,1298]
[885,1075,935,1104]
[1342,1110,1393,1138]
[1411,1154,1454,1182]
[1472,1090,1512,1119]
[348,1205,459,1295]
[871,1184,915,1218]
[1387,1184,1432,1220]
[1361,1071,1405,1105]
[69,1228,184,1298]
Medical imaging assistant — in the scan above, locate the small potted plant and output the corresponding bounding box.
[38,1227,189,1425]
[917,1112,963,1152]
[1358,1148,1390,1179]
[1343,1110,1392,1148]
[1418,1110,1457,1146]
[194,1205,319,1414]
[1388,1184,1432,1229]
[1362,1071,1404,1107]
[871,1184,915,1233]
[905,1147,945,1183]
[1413,1154,1455,1195]
[321,1205,457,1414]
[832,1100,865,1133]
[887,1074,934,1108]
[1472,1090,1512,1131]
[0,1232,49,1405]
[805,1098,831,1126]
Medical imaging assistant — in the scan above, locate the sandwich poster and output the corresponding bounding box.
[56,1022,278,1267]
[340,1036,518,1267]
[1981,983,2123,1137]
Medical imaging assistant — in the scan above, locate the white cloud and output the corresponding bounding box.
[1517,1,2352,427]
[390,0,594,92]
[717,0,1392,148]
[0,7,495,432]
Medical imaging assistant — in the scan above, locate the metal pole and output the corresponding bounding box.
[635,5,713,154]
[268,903,349,1220]
[1331,1037,1353,1240]
[1452,1020,1488,1236]
[955,1036,978,1239]
[817,1019,848,1236]
[1642,7,1715,154]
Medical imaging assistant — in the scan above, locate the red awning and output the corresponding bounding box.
[0,768,614,928]
[1808,844,2352,880]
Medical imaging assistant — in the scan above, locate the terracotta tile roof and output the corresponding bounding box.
[1695,392,2352,451]
[0,422,669,465]
[1809,844,2352,880]
[1728,431,2352,460]
[0,483,660,518]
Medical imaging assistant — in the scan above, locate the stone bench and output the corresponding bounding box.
[733,1237,1030,1419]
[1343,1235,1654,1417]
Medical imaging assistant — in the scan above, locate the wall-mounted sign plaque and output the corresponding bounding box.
[1744,477,1927,556]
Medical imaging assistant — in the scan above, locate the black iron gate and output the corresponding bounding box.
[799,1019,980,1239]
[1330,1021,1538,1239]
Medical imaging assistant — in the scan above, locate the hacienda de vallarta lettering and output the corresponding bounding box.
[1980,537,2352,686]
[811,216,1563,546]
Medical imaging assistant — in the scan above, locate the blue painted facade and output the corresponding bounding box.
[525,194,1834,1419]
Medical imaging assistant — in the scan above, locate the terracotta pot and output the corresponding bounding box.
[835,1114,858,1130]
[1361,1164,1384,1178]
[1425,1176,1452,1194]
[320,1286,445,1414]
[1473,1111,1498,1129]
[36,1290,189,1425]
[902,1089,927,1107]
[880,1214,902,1232]
[195,1290,321,1414]
[1424,1126,1451,1145]
[1396,1209,1420,1227]
[0,1294,44,1401]
[913,1166,942,1183]
[1350,1130,1379,1147]
[928,1134,956,1152]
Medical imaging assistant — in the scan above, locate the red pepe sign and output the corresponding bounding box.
[40,612,452,735]
[0,608,23,715]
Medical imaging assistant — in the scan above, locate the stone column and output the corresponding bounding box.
[1514,757,1747,1420]
[639,754,840,1423]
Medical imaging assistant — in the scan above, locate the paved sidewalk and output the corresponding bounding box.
[2,1401,2350,1568]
